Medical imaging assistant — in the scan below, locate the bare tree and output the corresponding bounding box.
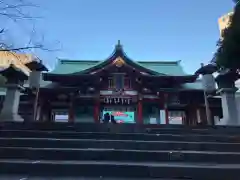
[0,0,59,52]
[0,0,38,21]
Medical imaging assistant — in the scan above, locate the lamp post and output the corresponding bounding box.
[33,87,40,121]
[203,90,212,125]
[195,63,217,125]
[25,59,48,121]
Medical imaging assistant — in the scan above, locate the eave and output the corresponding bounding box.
[141,74,198,83]
[78,60,166,76]
[43,73,100,83]
[195,63,218,75]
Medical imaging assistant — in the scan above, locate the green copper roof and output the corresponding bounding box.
[137,61,186,76]
[50,43,189,76]
[51,60,98,74]
[51,59,187,76]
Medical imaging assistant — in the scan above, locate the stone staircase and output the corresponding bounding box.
[1,122,240,179]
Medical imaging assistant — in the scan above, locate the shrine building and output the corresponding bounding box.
[0,42,222,125]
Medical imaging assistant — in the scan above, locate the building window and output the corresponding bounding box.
[108,77,115,89]
[168,111,185,125]
[115,74,124,89]
[53,110,69,122]
[124,77,131,89]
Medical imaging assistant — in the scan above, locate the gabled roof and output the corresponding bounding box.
[52,59,186,76]
[0,51,34,76]
[51,42,187,76]
[0,64,28,81]
[74,41,163,75]
[43,41,197,87]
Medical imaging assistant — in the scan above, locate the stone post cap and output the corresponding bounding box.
[0,64,28,81]
[216,87,238,94]
[195,63,217,75]
[25,59,48,72]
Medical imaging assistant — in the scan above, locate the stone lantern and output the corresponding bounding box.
[25,59,48,89]
[195,63,217,125]
[215,69,239,125]
[0,64,28,121]
[25,59,48,121]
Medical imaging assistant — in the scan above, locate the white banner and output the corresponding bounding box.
[160,110,166,124]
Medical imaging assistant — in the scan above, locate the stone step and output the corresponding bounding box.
[1,130,240,143]
[0,159,239,179]
[0,176,187,180]
[1,137,240,152]
[1,147,240,164]
[2,122,240,135]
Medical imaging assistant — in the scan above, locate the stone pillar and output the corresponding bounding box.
[0,65,28,121]
[29,71,42,88]
[218,88,239,125]
[0,84,24,121]
[216,70,239,126]
[202,74,216,125]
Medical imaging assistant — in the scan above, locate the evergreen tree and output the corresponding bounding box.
[214,1,240,73]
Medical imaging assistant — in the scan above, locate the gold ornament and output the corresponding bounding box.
[113,57,125,67]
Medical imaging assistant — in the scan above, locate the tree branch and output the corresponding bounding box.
[0,0,61,56]
[0,45,42,51]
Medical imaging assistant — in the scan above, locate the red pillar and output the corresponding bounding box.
[68,95,75,123]
[164,93,169,124]
[68,103,74,123]
[165,107,169,124]
[94,99,100,123]
[137,99,143,124]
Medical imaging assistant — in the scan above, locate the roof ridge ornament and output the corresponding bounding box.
[115,40,122,50]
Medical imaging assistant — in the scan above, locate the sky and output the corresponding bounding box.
[3,0,235,73]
